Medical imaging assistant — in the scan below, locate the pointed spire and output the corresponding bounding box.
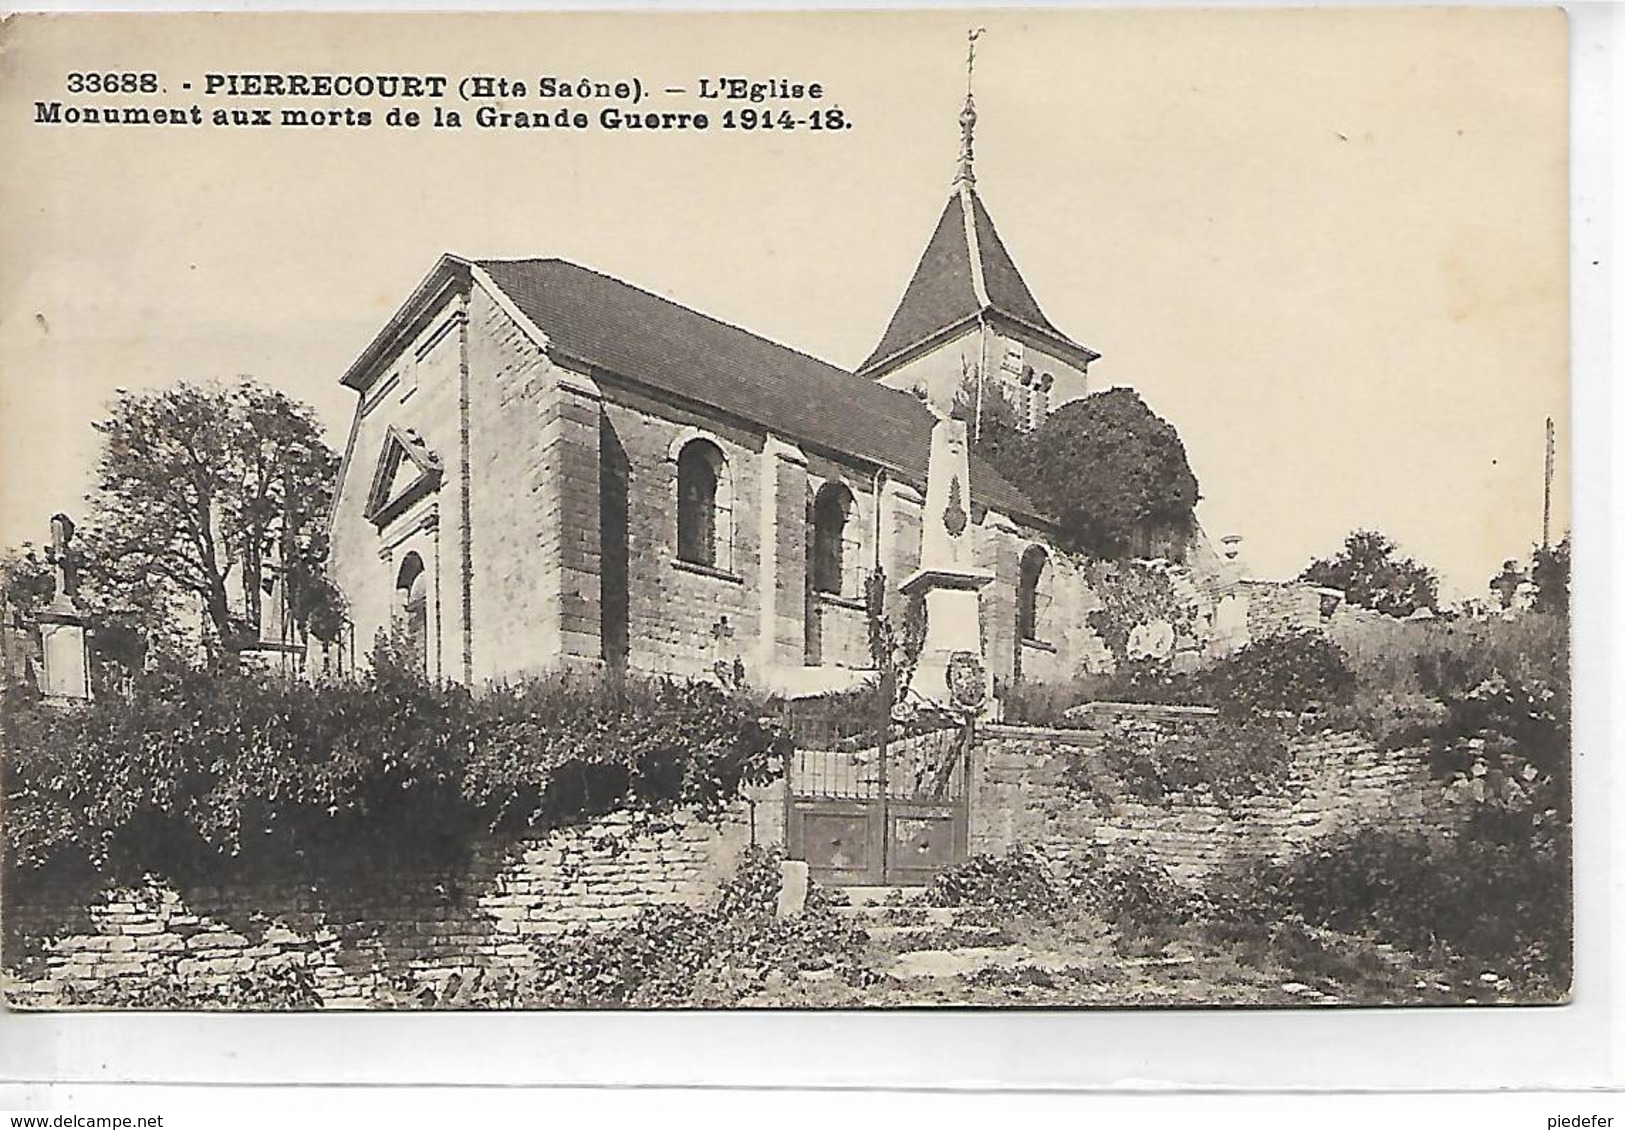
[954,28,985,188]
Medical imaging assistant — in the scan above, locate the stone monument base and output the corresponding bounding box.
[901,567,991,710]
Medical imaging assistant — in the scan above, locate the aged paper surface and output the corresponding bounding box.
[0,10,1572,1016]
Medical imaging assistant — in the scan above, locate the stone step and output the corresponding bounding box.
[866,923,1009,947]
[832,904,962,926]
[885,944,1076,981]
[838,885,926,907]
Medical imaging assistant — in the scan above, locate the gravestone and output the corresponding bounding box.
[38,513,91,703]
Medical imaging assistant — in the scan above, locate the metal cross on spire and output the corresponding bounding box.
[954,27,986,188]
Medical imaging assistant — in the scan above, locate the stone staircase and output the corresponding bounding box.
[832,886,1082,988]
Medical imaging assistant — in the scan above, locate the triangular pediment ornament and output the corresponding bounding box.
[364,426,443,529]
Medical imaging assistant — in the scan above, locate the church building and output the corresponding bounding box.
[321,79,1242,696]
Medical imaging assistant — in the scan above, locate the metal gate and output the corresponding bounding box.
[783,711,970,887]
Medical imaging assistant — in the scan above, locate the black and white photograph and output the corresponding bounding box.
[0,8,1574,1012]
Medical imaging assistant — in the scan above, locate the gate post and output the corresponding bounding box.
[876,699,890,883]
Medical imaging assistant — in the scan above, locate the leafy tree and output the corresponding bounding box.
[1489,559,1526,610]
[0,545,54,620]
[992,388,1199,560]
[84,380,341,658]
[1299,529,1438,618]
[1530,535,1570,616]
[950,363,1025,466]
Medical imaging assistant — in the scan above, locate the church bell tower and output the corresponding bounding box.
[859,31,1100,433]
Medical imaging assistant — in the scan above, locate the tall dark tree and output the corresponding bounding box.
[990,388,1200,560]
[1530,534,1570,616]
[86,380,341,657]
[1299,529,1439,618]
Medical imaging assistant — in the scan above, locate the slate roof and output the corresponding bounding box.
[475,257,1044,525]
[857,187,1098,377]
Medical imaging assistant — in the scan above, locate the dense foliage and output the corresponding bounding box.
[967,388,1199,560]
[1530,536,1571,616]
[2,655,788,893]
[83,379,343,656]
[1004,631,1357,725]
[57,960,323,1010]
[1299,529,1438,618]
[518,847,873,1006]
[1243,818,1570,992]
[923,847,1067,921]
[1329,611,1568,752]
[1069,714,1295,812]
[1000,605,1571,994]
[1195,632,1356,714]
[1487,535,1570,616]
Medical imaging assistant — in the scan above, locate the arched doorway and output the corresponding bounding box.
[394,552,428,675]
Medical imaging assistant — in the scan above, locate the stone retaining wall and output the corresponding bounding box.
[970,704,1457,884]
[3,789,785,1009]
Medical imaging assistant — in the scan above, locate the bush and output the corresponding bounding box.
[2,660,788,890]
[59,959,322,1010]
[1198,632,1355,715]
[923,848,1067,921]
[1004,634,1355,724]
[1248,824,1570,995]
[524,847,873,1006]
[1070,849,1203,945]
[1328,612,1567,747]
[1075,714,1294,811]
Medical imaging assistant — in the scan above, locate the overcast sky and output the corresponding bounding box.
[0,9,1569,598]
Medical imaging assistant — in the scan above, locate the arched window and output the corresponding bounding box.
[1033,372,1054,428]
[811,482,855,595]
[1017,546,1050,642]
[676,439,727,569]
[395,552,428,674]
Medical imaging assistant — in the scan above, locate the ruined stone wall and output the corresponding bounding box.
[969,707,1457,885]
[972,529,1217,687]
[3,791,787,1010]
[1238,578,1330,642]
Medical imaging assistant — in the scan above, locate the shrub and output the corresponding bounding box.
[1003,634,1354,725]
[1070,849,1203,945]
[923,848,1067,921]
[2,661,787,892]
[1198,632,1355,715]
[464,672,789,832]
[1076,714,1294,811]
[524,846,873,1007]
[1242,824,1571,995]
[59,958,322,1010]
[1329,612,1567,738]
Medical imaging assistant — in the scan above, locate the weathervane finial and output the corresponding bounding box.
[955,28,986,188]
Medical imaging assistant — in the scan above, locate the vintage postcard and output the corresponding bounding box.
[0,9,1570,1011]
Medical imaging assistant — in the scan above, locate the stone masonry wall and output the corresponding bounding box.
[326,287,470,682]
[464,283,572,681]
[1239,578,1330,642]
[3,789,786,1010]
[601,384,765,681]
[969,705,1458,885]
